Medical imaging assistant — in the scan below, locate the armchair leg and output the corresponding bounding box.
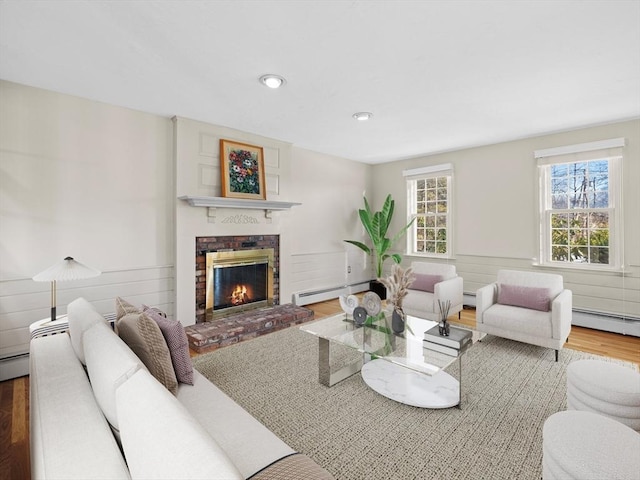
[458,312,461,319]
[555,350,559,362]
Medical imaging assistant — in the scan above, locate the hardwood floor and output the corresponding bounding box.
[1,301,638,480]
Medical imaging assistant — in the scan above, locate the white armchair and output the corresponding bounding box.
[402,262,464,322]
[476,269,572,361]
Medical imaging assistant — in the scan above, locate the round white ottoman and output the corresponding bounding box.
[543,410,640,480]
[567,359,640,432]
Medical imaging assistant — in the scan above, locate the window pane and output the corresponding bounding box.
[426,202,436,214]
[551,213,567,227]
[436,216,447,227]
[552,194,568,209]
[552,245,569,261]
[551,164,568,177]
[425,216,435,227]
[551,177,567,195]
[426,241,435,253]
[426,178,436,189]
[589,247,609,264]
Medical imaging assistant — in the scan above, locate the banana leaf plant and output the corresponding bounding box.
[344,194,415,279]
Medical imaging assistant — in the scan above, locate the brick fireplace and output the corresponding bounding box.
[187,234,314,353]
[195,235,280,323]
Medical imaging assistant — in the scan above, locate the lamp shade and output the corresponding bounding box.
[33,257,101,322]
[33,256,101,282]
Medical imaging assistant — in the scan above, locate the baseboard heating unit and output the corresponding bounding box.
[293,281,370,306]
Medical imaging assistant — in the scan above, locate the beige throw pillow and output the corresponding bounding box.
[115,297,178,395]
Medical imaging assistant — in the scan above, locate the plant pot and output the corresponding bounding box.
[391,308,405,334]
[369,280,387,300]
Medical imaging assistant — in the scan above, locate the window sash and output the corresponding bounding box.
[407,172,452,258]
[538,149,622,270]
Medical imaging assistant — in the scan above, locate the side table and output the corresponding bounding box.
[30,313,117,339]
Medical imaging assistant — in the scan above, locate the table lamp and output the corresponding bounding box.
[33,256,101,321]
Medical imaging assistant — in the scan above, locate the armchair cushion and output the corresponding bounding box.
[410,274,443,293]
[497,284,552,312]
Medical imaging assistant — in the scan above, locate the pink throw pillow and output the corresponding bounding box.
[497,284,552,312]
[143,307,194,385]
[411,274,443,293]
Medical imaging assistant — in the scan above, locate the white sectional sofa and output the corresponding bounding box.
[29,297,333,480]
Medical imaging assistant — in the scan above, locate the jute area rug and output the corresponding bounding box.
[193,325,635,480]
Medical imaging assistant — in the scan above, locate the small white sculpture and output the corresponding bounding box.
[338,294,359,315]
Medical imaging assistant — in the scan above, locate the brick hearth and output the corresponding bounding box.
[185,304,314,354]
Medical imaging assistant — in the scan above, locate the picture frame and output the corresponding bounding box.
[219,139,266,200]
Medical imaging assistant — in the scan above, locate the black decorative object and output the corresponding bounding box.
[391,308,405,334]
[369,280,387,300]
[353,306,367,326]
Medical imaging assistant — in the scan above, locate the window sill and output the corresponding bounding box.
[532,262,626,275]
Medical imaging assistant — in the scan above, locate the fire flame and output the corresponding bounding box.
[230,285,249,305]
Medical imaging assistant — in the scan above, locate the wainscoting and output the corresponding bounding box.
[0,265,174,381]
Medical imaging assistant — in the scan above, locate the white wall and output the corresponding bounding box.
[289,147,372,294]
[0,81,175,379]
[372,119,640,324]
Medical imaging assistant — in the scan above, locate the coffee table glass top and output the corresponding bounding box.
[300,311,483,376]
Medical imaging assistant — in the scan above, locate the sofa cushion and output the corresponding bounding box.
[410,274,443,293]
[117,369,243,480]
[84,321,145,433]
[177,370,296,478]
[144,307,194,385]
[483,303,553,338]
[116,297,179,394]
[498,284,551,312]
[497,270,563,299]
[67,297,108,365]
[30,333,131,479]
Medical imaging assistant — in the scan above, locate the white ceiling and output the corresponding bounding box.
[1,0,639,164]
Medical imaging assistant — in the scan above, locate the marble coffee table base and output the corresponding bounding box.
[361,358,461,409]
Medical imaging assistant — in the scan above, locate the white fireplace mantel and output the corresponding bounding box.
[178,195,301,222]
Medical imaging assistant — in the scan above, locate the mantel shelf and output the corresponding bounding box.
[179,195,301,210]
[178,196,301,222]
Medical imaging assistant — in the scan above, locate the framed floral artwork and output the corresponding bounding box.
[219,139,266,200]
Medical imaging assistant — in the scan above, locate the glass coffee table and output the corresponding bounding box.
[300,311,484,408]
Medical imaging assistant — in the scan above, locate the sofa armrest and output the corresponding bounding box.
[433,276,463,307]
[476,283,498,324]
[551,289,572,341]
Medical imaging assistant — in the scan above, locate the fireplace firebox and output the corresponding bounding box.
[205,249,274,320]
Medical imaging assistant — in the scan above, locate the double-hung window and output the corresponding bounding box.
[404,164,453,258]
[535,138,624,270]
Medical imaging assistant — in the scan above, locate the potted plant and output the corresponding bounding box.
[344,194,414,299]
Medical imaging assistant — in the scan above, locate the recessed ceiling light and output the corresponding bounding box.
[352,112,373,121]
[259,74,286,89]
